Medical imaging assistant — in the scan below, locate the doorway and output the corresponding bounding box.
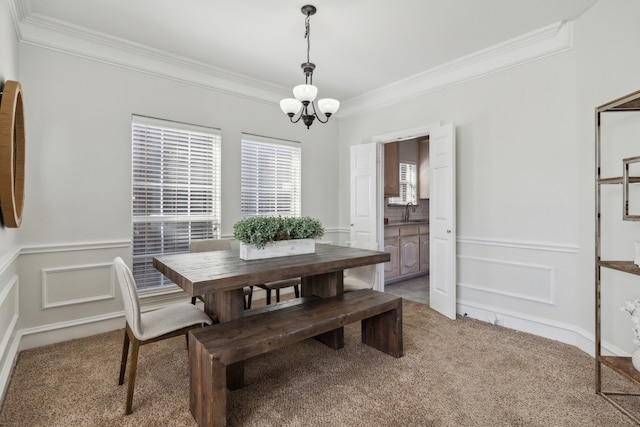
[361,122,457,320]
[380,136,430,305]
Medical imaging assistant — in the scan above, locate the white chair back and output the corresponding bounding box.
[344,241,380,291]
[190,239,232,253]
[114,257,144,339]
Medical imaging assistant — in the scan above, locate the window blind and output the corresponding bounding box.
[389,162,417,205]
[240,134,301,218]
[132,115,221,290]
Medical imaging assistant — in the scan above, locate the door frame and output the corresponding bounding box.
[372,123,442,292]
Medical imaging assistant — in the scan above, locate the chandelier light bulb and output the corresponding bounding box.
[317,98,340,116]
[280,98,302,116]
[293,84,318,103]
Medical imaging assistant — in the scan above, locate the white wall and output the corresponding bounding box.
[573,0,640,356]
[338,0,640,356]
[10,43,340,343]
[0,0,22,403]
[3,0,640,405]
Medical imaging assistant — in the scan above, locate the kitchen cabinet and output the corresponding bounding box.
[400,235,419,275]
[420,233,429,272]
[594,89,640,423]
[384,235,399,280]
[384,223,428,283]
[384,141,399,197]
[418,137,429,199]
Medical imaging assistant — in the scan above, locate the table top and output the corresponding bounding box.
[153,243,390,296]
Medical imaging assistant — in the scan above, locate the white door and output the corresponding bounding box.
[429,123,457,320]
[350,143,378,245]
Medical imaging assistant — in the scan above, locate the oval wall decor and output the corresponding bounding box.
[0,80,26,228]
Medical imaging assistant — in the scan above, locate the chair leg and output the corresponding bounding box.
[125,337,141,415]
[191,296,197,305]
[118,326,130,386]
[276,288,281,303]
[294,285,300,298]
[246,286,253,309]
[266,289,272,305]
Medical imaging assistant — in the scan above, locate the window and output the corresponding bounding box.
[131,116,221,290]
[388,162,417,205]
[240,134,301,218]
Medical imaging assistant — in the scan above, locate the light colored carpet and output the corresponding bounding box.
[1,300,639,426]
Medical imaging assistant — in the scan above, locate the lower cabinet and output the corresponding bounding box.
[419,234,429,272]
[399,235,419,276]
[384,236,399,280]
[384,224,429,282]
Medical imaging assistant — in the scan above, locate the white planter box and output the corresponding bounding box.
[239,239,316,260]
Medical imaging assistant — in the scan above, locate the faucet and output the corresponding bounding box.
[404,202,415,222]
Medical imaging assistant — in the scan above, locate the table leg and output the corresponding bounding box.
[204,289,246,390]
[301,271,344,349]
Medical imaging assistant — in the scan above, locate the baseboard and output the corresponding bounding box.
[17,312,125,351]
[458,299,594,356]
[0,321,20,405]
[0,311,124,405]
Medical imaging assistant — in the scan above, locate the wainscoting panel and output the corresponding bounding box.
[458,255,555,305]
[0,274,19,404]
[16,241,130,349]
[0,275,19,359]
[41,262,115,309]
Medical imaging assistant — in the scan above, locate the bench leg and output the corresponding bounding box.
[302,272,345,350]
[190,335,228,427]
[361,303,404,358]
[204,290,245,390]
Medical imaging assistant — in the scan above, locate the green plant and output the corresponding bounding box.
[233,216,324,249]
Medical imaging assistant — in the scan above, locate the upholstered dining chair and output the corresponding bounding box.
[113,256,212,415]
[189,239,254,309]
[343,241,380,292]
[256,278,301,305]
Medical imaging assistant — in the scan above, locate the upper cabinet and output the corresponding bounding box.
[418,137,430,199]
[384,141,399,197]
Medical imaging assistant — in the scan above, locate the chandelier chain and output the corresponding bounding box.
[305,14,311,65]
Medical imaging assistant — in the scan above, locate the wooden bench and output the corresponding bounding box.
[188,289,403,427]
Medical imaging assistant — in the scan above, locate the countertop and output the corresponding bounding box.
[385,220,428,227]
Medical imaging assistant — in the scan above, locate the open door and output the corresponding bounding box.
[429,123,457,320]
[350,143,378,244]
[349,143,381,289]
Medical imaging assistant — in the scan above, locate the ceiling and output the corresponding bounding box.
[19,0,597,104]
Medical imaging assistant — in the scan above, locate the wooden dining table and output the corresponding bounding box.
[153,242,390,388]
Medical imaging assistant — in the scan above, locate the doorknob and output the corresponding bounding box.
[447,229,452,233]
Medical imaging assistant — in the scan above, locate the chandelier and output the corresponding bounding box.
[280,5,340,129]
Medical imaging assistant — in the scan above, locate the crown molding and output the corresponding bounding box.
[338,21,573,118]
[15,5,289,105]
[13,0,573,118]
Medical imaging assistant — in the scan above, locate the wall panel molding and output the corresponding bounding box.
[21,239,130,255]
[42,262,115,309]
[0,275,19,404]
[458,255,555,305]
[0,275,19,351]
[0,248,20,277]
[458,237,579,253]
